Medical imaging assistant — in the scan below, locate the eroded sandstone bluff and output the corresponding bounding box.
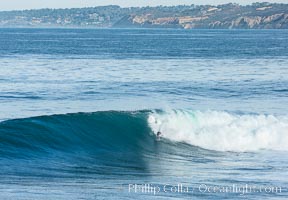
[114,3,288,29]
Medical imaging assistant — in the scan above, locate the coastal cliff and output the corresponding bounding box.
[113,3,288,29]
[0,3,287,29]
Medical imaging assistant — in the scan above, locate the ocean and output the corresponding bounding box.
[0,28,288,199]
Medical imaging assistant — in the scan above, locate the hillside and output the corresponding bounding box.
[0,3,287,29]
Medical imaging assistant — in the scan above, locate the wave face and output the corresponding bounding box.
[0,111,155,160]
[149,110,288,152]
[0,109,288,162]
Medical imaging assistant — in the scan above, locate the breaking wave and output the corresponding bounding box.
[0,109,287,161]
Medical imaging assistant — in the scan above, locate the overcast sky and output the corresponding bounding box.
[0,0,287,11]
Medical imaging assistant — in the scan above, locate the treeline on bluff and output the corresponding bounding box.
[0,3,287,29]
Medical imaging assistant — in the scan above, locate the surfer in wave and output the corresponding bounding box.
[157,131,162,141]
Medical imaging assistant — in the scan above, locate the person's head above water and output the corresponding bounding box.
[157,131,161,136]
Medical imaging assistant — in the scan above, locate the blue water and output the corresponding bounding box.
[0,28,288,199]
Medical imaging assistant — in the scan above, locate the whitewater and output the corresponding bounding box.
[149,110,288,152]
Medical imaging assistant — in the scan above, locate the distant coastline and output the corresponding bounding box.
[0,2,287,29]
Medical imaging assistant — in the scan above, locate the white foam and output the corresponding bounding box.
[148,110,288,152]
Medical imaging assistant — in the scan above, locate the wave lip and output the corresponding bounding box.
[148,110,288,152]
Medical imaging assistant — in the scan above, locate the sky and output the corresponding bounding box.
[0,0,287,11]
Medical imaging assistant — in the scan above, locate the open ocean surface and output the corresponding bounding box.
[0,28,288,199]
